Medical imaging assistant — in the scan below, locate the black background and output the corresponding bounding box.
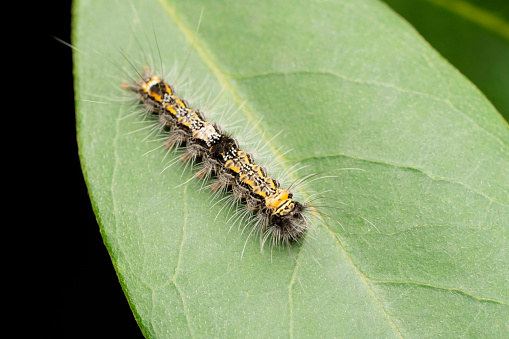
[42,1,144,337]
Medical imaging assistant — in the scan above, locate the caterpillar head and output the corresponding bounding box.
[261,191,308,248]
[268,201,307,244]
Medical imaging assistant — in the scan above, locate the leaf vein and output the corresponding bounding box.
[292,151,509,207]
[370,279,509,305]
[232,69,508,148]
[172,280,196,338]
[330,234,404,338]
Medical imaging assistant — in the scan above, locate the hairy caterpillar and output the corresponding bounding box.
[69,0,369,255]
[121,67,311,249]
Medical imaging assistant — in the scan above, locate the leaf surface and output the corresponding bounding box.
[73,0,509,337]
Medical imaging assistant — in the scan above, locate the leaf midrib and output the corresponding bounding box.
[158,0,405,337]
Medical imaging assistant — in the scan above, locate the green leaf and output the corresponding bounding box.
[73,0,509,337]
[382,0,509,123]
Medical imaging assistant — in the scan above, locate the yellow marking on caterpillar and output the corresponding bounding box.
[149,92,162,102]
[178,116,191,127]
[224,159,241,173]
[175,98,185,108]
[266,177,276,190]
[166,105,177,115]
[164,83,172,94]
[252,186,267,197]
[265,188,294,215]
[276,201,294,216]
[240,174,255,187]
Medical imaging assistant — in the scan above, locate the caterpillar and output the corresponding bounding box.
[66,2,367,254]
[122,67,310,248]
